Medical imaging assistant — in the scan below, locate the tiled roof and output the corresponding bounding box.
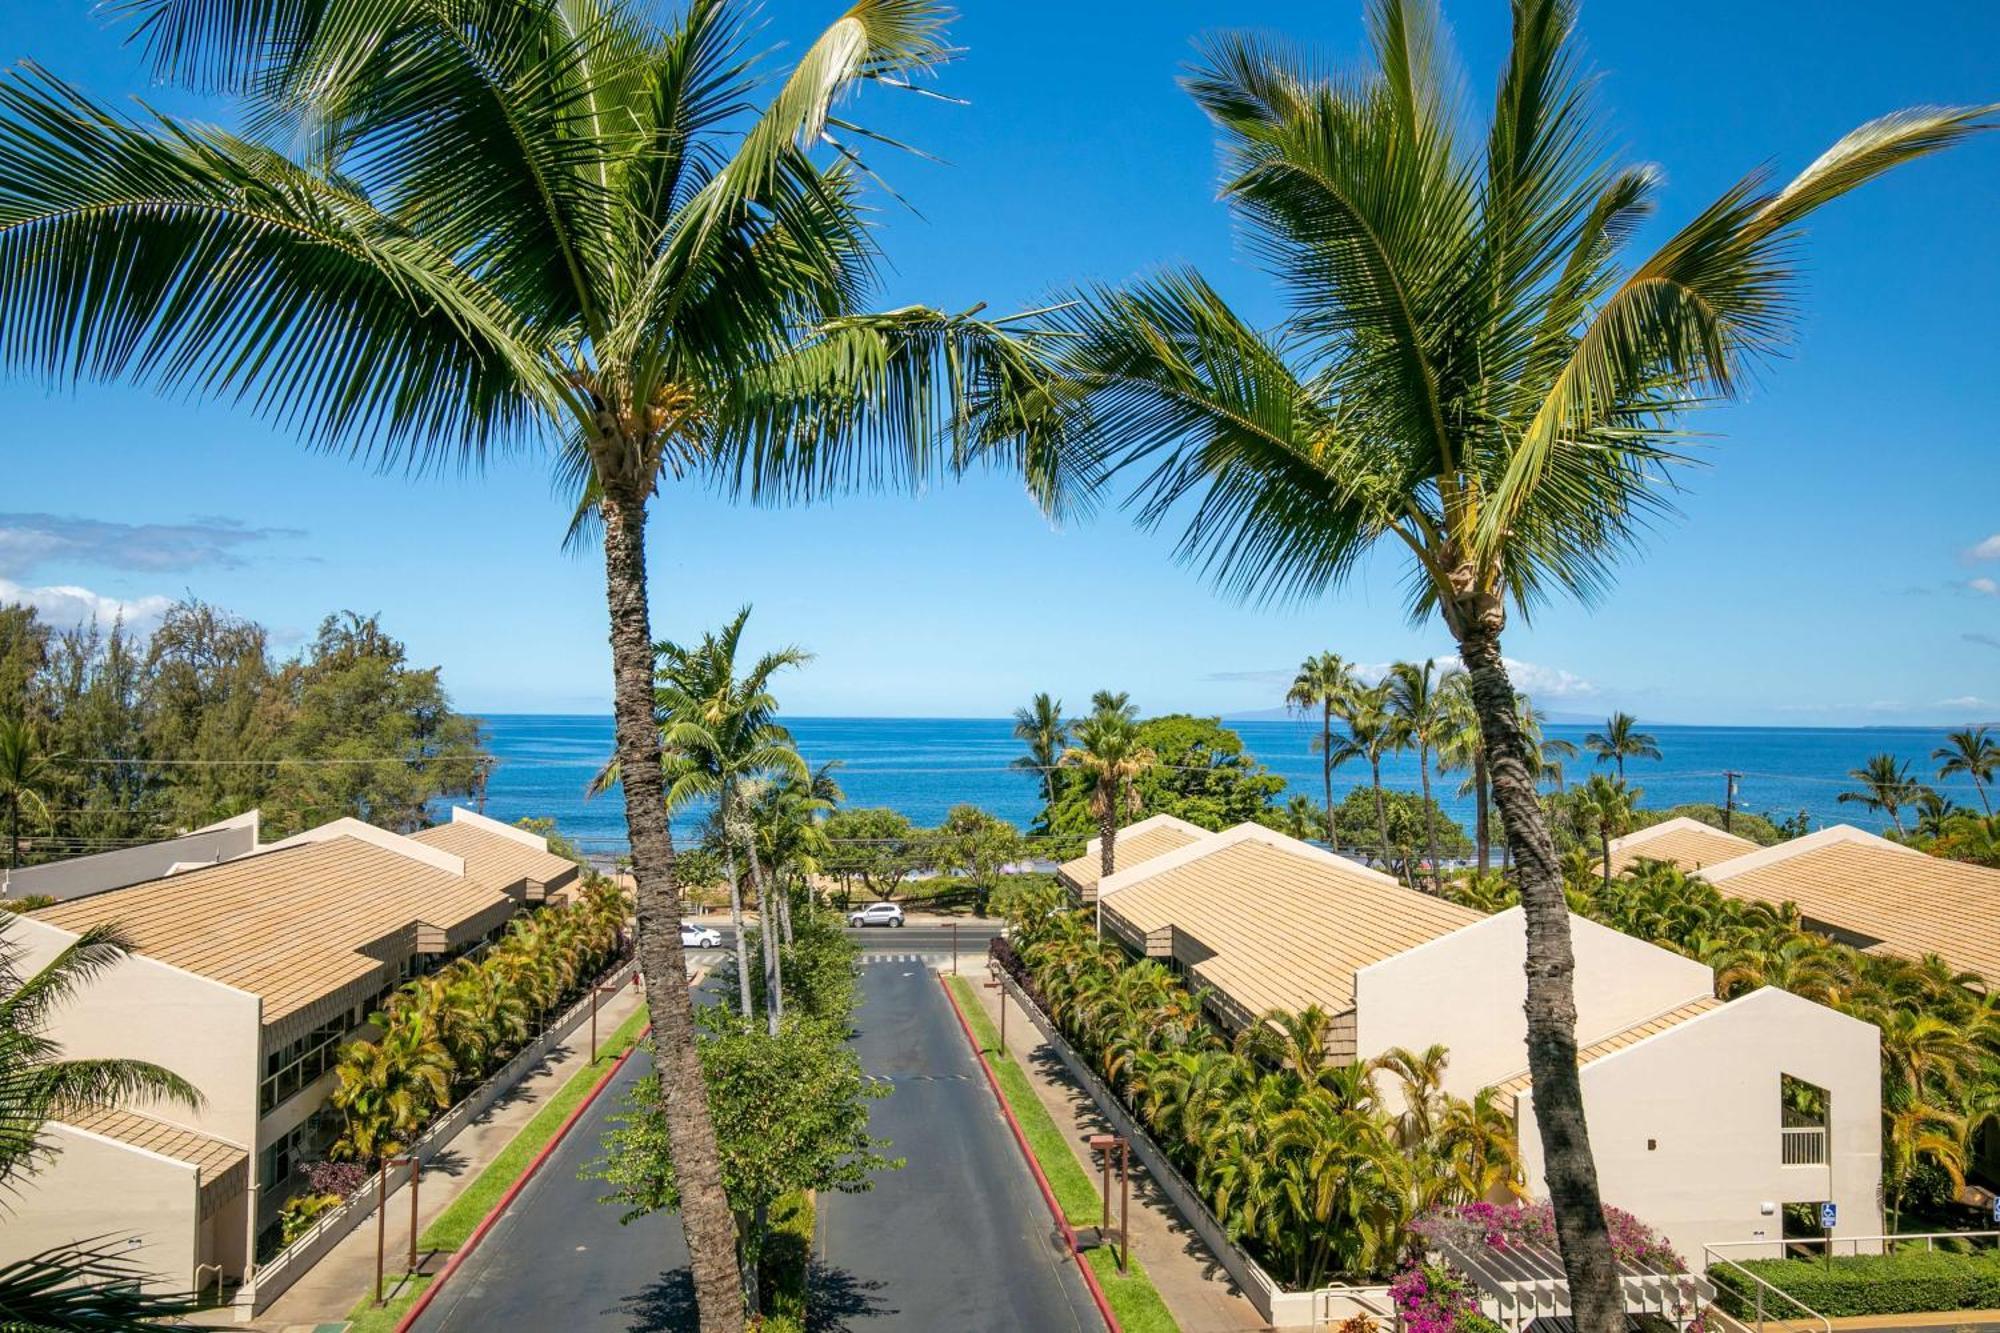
[1605,818,1762,877]
[59,1107,249,1208]
[1100,829,1483,1027]
[410,821,579,897]
[1057,815,1207,897]
[1493,996,1724,1100]
[35,836,514,1028]
[1698,826,2000,983]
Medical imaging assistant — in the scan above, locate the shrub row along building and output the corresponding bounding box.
[1059,815,1884,1266]
[0,807,579,1294]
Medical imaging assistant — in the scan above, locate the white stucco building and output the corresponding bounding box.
[1095,821,1882,1263]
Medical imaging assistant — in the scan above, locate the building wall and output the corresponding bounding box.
[1515,986,1882,1265]
[0,1126,200,1295]
[2,815,257,903]
[1353,908,1715,1100]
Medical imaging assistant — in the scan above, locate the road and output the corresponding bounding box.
[408,959,1097,1332]
[702,923,1002,959]
[811,962,1100,1330]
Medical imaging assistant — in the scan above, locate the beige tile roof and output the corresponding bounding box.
[1101,833,1483,1029]
[1698,827,2000,983]
[1494,996,1723,1100]
[1058,821,1205,896]
[410,822,579,898]
[59,1107,249,1208]
[1606,818,1762,877]
[35,836,515,1029]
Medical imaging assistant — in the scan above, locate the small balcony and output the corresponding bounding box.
[1781,1124,1827,1166]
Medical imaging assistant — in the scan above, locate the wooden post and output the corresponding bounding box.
[374,1158,388,1305]
[590,984,601,1063]
[1088,1134,1116,1234]
[406,1158,420,1272]
[951,921,958,975]
[1118,1139,1130,1275]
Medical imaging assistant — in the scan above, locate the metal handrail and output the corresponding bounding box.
[1706,1229,2000,1260]
[1702,1248,1831,1333]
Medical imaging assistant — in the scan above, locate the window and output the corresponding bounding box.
[261,1123,309,1190]
[259,1013,355,1114]
[1781,1073,1830,1166]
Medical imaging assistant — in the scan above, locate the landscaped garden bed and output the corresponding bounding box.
[1708,1248,2000,1319]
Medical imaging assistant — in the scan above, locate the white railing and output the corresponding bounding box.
[1709,1230,2000,1262]
[1702,1249,1831,1333]
[1779,1127,1826,1166]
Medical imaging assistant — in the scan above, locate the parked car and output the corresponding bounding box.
[679,921,722,948]
[848,902,906,929]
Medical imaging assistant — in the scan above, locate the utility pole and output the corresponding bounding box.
[1723,770,1741,833]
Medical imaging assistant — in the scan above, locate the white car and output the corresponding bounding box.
[848,902,906,928]
[679,921,722,948]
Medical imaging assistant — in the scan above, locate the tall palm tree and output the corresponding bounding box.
[1438,673,1489,871]
[1063,708,1155,887]
[1040,1,1986,1315]
[1388,660,1450,891]
[1935,727,1998,815]
[1011,693,1069,809]
[1287,652,1356,845]
[1576,775,1640,893]
[0,2,1077,1321]
[1330,680,1403,877]
[1583,712,1660,782]
[1838,753,1930,835]
[1090,690,1137,721]
[0,716,60,872]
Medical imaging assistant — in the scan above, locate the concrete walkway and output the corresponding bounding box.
[964,976,1266,1333]
[206,977,647,1332]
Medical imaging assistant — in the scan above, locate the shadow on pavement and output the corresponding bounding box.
[614,1269,694,1330]
[805,1260,892,1331]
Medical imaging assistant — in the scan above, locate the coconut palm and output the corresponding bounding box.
[1387,660,1451,891]
[0,919,202,1185]
[1011,694,1069,809]
[1438,673,1490,871]
[1040,2,1986,1310]
[1287,653,1357,844]
[1062,708,1155,883]
[0,716,60,872]
[330,1006,453,1163]
[1576,775,1640,893]
[1090,690,1137,721]
[1329,680,1403,875]
[1583,712,1660,782]
[1935,727,1998,815]
[1838,753,1931,835]
[0,2,1080,1319]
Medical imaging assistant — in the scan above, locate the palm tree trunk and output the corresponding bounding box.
[777,876,795,945]
[744,835,782,1036]
[1455,620,1623,1333]
[1600,829,1612,894]
[7,796,17,871]
[1098,793,1118,878]
[1321,703,1336,846]
[1370,757,1392,875]
[597,490,743,1333]
[1419,744,1442,893]
[724,845,753,1016]
[1474,752,1491,873]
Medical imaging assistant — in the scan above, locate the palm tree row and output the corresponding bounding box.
[328,882,628,1167]
[1002,883,1521,1289]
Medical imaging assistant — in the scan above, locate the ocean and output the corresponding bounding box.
[469,714,1986,856]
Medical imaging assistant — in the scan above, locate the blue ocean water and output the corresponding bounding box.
[470,714,1988,856]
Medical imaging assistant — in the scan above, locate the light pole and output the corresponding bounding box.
[391,1155,421,1272]
[589,980,622,1063]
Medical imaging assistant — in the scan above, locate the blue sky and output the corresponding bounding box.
[2,1,1996,724]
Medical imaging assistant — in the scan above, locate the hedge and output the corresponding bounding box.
[1709,1248,2000,1319]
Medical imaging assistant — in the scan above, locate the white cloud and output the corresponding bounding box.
[1967,534,2000,562]
[1348,653,1597,699]
[1937,695,1991,711]
[0,577,174,631]
[1970,577,2000,597]
[0,512,302,578]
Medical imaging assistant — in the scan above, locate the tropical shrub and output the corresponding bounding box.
[1390,1260,1497,1333]
[277,1191,342,1244]
[1708,1249,2000,1319]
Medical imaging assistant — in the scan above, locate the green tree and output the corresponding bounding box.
[1387,661,1451,891]
[0,1,1076,1320]
[1575,775,1641,893]
[927,805,1025,916]
[1332,786,1471,883]
[0,716,59,871]
[1039,0,1984,1315]
[1583,712,1660,782]
[1063,708,1154,881]
[1934,727,1998,815]
[1838,753,1930,835]
[819,808,921,903]
[1329,681,1404,875]
[1010,693,1069,808]
[1286,652,1357,845]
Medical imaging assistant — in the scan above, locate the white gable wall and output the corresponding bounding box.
[1353,907,1715,1099]
[1515,986,1882,1264]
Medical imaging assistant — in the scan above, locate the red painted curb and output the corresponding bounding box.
[939,974,1123,1333]
[393,1022,653,1333]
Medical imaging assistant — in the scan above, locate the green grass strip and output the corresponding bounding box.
[342,1005,651,1329]
[945,976,1182,1333]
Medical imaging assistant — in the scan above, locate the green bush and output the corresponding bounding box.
[1709,1249,2000,1318]
[760,1191,814,1322]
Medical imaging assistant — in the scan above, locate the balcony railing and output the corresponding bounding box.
[1781,1125,1827,1165]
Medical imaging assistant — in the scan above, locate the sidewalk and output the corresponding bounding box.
[964,974,1265,1333]
[208,978,646,1332]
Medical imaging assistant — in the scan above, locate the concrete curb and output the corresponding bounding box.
[938,973,1122,1333]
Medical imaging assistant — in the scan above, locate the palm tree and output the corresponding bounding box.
[1329,680,1403,876]
[1838,753,1930,834]
[0,716,60,872]
[1935,727,1998,815]
[1583,712,1661,782]
[1039,2,1986,1315]
[330,1008,453,1163]
[1062,708,1155,886]
[1576,775,1640,893]
[0,2,1078,1321]
[1,919,202,1184]
[1388,660,1451,891]
[1287,653,1357,845]
[1011,694,1069,809]
[1438,674,1490,871]
[1090,690,1137,721]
